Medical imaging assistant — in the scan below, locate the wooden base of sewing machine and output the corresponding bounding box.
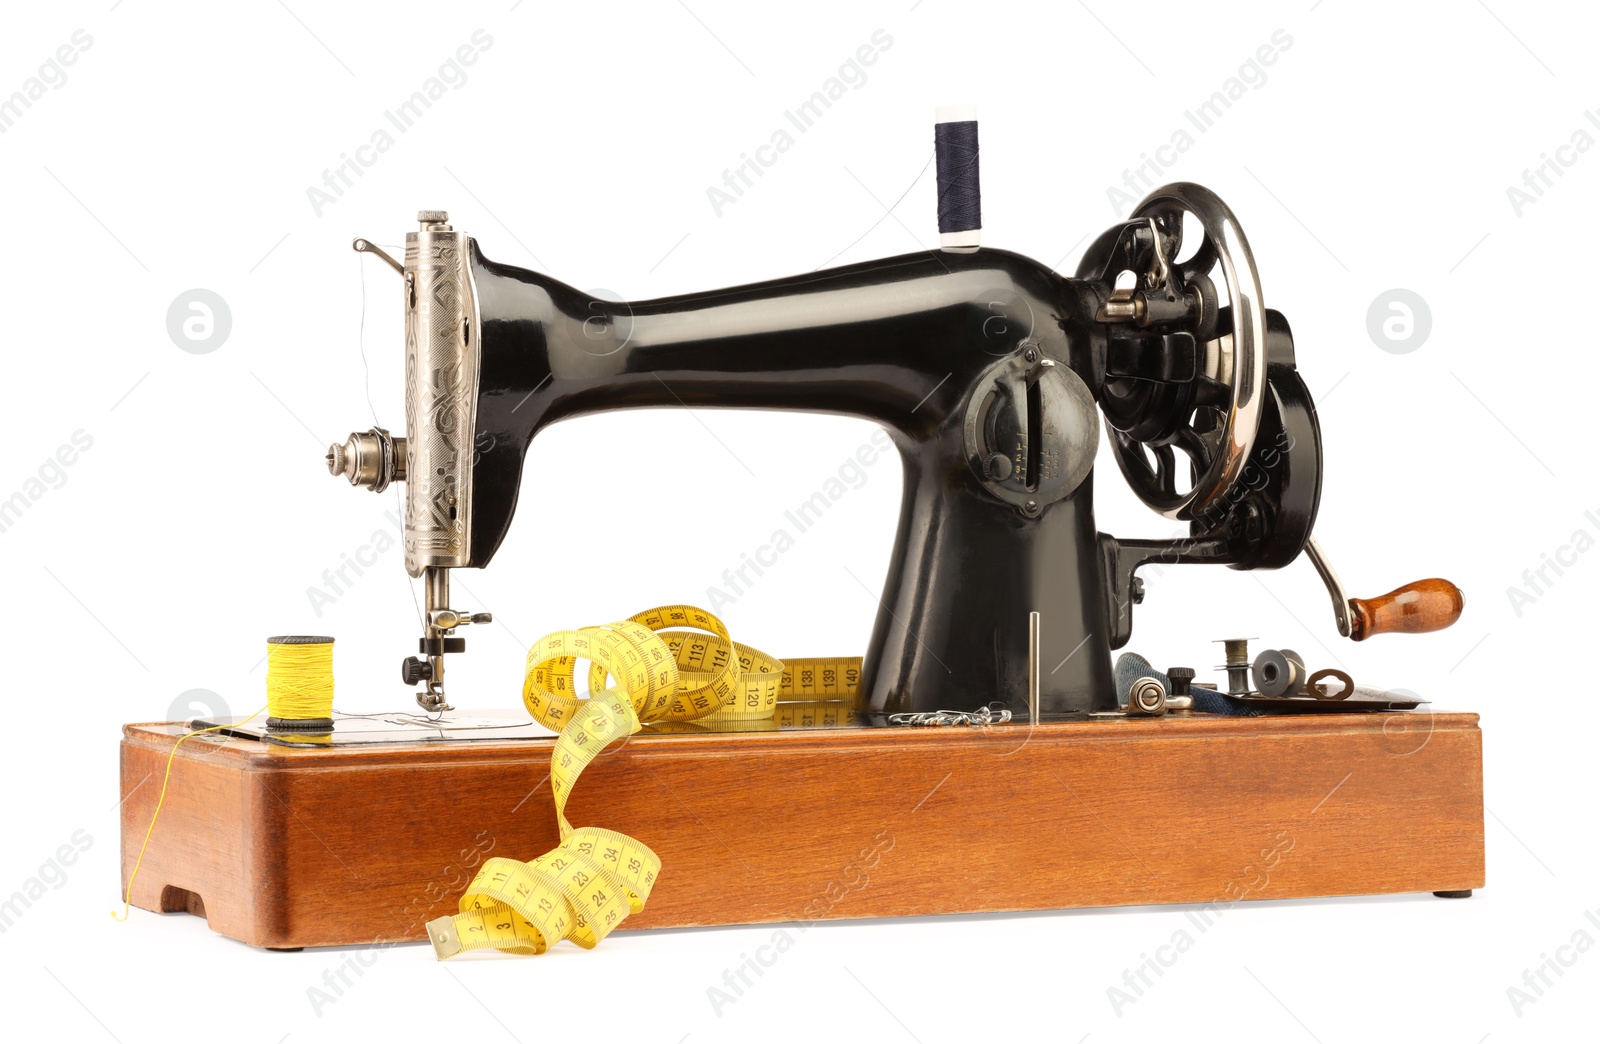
[119,710,1484,950]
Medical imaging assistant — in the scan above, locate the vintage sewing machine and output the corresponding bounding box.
[119,119,1483,950]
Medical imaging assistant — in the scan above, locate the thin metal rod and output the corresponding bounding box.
[1304,537,1352,637]
[1028,611,1041,726]
[352,237,404,275]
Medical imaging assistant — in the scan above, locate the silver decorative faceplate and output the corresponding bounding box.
[403,229,480,577]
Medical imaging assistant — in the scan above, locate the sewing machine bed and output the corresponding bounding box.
[119,708,1484,950]
[186,682,1431,751]
[185,704,868,746]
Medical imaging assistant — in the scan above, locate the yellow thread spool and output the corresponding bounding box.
[118,634,336,921]
[265,635,336,730]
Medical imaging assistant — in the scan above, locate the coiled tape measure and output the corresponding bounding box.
[427,605,861,959]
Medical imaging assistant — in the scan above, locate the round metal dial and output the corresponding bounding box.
[963,350,1098,510]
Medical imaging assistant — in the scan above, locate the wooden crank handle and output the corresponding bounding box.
[1305,540,1465,642]
[1348,579,1464,641]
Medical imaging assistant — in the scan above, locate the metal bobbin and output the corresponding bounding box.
[1251,648,1306,699]
[1214,637,1256,695]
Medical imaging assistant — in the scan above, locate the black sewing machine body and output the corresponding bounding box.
[402,211,1319,717]
[475,245,1125,716]
[330,170,1457,719]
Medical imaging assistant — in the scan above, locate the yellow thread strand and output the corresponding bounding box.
[266,639,335,721]
[114,705,268,921]
[428,605,864,959]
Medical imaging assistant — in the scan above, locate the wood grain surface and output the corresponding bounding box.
[1349,578,1465,639]
[120,711,1485,950]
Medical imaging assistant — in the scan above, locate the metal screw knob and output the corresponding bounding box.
[429,609,495,630]
[400,656,431,685]
[1128,676,1168,716]
[1166,667,1195,697]
[326,428,404,493]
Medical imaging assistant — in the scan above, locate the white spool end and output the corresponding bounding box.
[935,104,977,124]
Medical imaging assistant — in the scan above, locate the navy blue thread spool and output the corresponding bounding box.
[934,105,981,250]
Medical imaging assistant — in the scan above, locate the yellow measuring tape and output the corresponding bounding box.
[427,605,860,959]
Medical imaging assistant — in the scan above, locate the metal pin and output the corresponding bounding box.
[351,237,404,276]
[1028,611,1041,726]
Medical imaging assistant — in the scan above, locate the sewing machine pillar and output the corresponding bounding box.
[865,449,1114,717]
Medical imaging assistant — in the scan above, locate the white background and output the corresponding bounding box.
[2,1,1596,1040]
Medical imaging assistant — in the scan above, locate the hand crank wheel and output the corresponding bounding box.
[1107,183,1267,522]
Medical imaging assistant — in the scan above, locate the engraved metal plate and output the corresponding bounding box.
[403,231,480,576]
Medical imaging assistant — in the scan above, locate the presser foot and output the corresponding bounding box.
[415,689,453,714]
